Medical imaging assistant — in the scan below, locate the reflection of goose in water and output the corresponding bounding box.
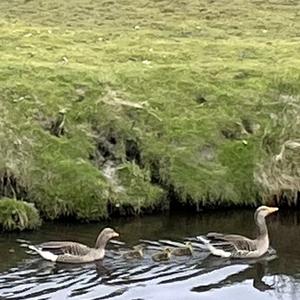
[26,259,112,277]
[253,262,274,292]
[197,206,278,258]
[191,253,277,294]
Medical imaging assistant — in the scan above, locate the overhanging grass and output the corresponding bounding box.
[0,198,41,231]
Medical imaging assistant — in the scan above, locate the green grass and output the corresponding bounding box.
[0,0,299,227]
[0,198,41,231]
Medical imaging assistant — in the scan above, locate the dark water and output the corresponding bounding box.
[0,209,300,300]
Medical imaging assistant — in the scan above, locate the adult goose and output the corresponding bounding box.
[197,206,278,258]
[28,228,119,263]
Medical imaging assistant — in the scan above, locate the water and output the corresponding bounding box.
[0,209,299,300]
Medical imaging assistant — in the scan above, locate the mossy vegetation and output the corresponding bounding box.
[113,161,166,214]
[0,0,299,228]
[0,198,41,231]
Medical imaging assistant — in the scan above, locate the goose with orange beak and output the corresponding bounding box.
[197,206,278,258]
[28,228,119,263]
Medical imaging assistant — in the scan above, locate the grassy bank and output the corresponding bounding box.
[1,0,300,230]
[0,198,41,231]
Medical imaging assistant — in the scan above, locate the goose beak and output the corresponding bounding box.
[267,207,279,214]
[113,232,119,238]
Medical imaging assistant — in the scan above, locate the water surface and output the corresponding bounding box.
[0,209,299,300]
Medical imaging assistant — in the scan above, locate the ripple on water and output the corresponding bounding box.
[1,210,300,300]
[0,238,293,300]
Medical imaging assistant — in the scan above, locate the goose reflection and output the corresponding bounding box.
[21,256,113,280]
[191,254,276,293]
[253,262,273,292]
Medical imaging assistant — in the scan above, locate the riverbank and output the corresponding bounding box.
[1,0,300,230]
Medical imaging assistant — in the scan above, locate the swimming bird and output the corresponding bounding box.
[152,248,172,262]
[28,228,119,263]
[121,245,144,259]
[171,242,193,256]
[197,206,278,258]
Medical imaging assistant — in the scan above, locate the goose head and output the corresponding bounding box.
[254,206,278,230]
[95,228,119,249]
[255,206,279,219]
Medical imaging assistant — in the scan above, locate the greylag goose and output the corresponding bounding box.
[171,242,193,256]
[197,206,278,258]
[152,248,172,262]
[28,227,119,263]
[122,245,144,259]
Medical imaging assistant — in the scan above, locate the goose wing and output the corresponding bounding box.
[37,241,91,256]
[206,232,257,257]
